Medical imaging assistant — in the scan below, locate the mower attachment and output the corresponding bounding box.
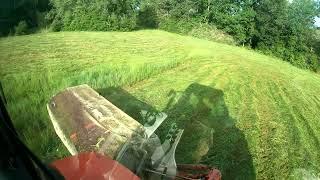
[47,84,220,180]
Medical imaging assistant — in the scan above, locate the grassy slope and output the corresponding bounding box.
[1,30,320,179]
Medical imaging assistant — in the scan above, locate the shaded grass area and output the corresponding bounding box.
[1,30,320,179]
[98,85,255,179]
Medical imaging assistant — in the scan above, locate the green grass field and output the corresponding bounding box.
[1,30,320,179]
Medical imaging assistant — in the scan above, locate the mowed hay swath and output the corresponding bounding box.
[1,30,320,179]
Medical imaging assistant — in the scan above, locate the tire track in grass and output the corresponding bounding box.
[252,79,282,179]
[291,107,320,160]
[217,65,243,120]
[265,80,299,179]
[286,89,320,171]
[237,67,259,131]
[275,81,320,175]
[314,94,320,103]
[194,64,257,179]
[194,60,230,85]
[284,85,320,150]
[233,67,262,178]
[312,95,320,110]
[228,68,261,179]
[130,59,228,91]
[292,85,320,131]
[126,59,229,110]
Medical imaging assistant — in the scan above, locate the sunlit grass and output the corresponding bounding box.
[0,30,320,179]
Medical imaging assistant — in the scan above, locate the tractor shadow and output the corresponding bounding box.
[97,83,255,179]
[97,87,157,125]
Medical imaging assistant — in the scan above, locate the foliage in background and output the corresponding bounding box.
[313,30,320,69]
[46,0,138,31]
[188,23,235,45]
[206,0,256,45]
[0,0,50,36]
[158,18,196,34]
[285,0,320,71]
[158,18,235,45]
[252,0,319,71]
[136,2,159,29]
[14,20,28,35]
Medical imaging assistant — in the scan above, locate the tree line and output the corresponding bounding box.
[1,0,319,71]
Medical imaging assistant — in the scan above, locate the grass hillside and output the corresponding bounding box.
[1,30,320,179]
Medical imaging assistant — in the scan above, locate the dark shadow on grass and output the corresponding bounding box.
[161,83,255,179]
[97,84,255,179]
[97,87,158,125]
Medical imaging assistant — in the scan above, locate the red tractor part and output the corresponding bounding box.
[51,152,140,180]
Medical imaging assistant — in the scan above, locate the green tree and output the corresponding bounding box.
[207,0,256,45]
[0,0,51,36]
[47,0,139,31]
[14,20,28,35]
[285,0,319,70]
[252,0,289,54]
[153,0,206,20]
[136,3,159,29]
[250,0,319,71]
